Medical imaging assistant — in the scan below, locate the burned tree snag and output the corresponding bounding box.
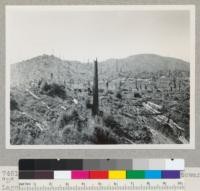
[50,73,53,80]
[173,76,176,89]
[92,58,99,116]
[106,81,109,91]
[135,78,138,90]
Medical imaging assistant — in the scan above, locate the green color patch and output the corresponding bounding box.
[126,170,145,179]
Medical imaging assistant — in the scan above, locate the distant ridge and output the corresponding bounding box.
[100,54,189,74]
[11,54,189,87]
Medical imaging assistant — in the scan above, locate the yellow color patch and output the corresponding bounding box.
[108,170,126,179]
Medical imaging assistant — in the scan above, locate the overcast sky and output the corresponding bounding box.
[6,6,192,64]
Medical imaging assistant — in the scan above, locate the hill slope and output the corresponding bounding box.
[11,54,92,87]
[11,54,189,87]
[100,54,189,75]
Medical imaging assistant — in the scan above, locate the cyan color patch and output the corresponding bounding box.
[145,170,161,179]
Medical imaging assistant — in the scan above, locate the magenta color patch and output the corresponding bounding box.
[71,170,89,179]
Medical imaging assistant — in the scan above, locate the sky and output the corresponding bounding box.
[6,6,193,64]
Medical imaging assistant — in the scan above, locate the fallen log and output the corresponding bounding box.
[120,111,163,118]
[143,102,184,132]
[21,111,46,130]
[26,89,67,111]
[26,89,40,100]
[123,137,135,144]
[120,111,133,118]
[179,136,189,144]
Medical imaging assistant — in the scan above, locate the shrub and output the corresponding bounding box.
[56,110,78,129]
[93,126,118,144]
[62,125,78,144]
[62,125,91,144]
[124,123,153,144]
[107,90,114,94]
[134,92,142,98]
[40,81,50,91]
[85,99,93,109]
[10,125,36,145]
[10,97,19,111]
[40,82,66,99]
[116,91,122,99]
[103,115,121,129]
[99,89,104,93]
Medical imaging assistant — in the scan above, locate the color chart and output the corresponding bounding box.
[19,159,184,179]
[18,159,185,191]
[0,165,187,191]
[19,169,182,180]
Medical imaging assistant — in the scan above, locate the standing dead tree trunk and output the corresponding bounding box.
[92,58,99,116]
[135,78,138,90]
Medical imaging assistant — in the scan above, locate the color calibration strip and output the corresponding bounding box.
[0,166,185,191]
[19,170,181,179]
[19,159,184,170]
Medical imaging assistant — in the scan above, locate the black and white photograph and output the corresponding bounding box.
[6,5,195,148]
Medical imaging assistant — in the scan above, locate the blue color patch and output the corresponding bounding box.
[145,170,162,179]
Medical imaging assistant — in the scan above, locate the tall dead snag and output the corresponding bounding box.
[92,58,99,116]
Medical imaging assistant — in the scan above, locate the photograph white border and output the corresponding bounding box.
[5,5,196,149]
